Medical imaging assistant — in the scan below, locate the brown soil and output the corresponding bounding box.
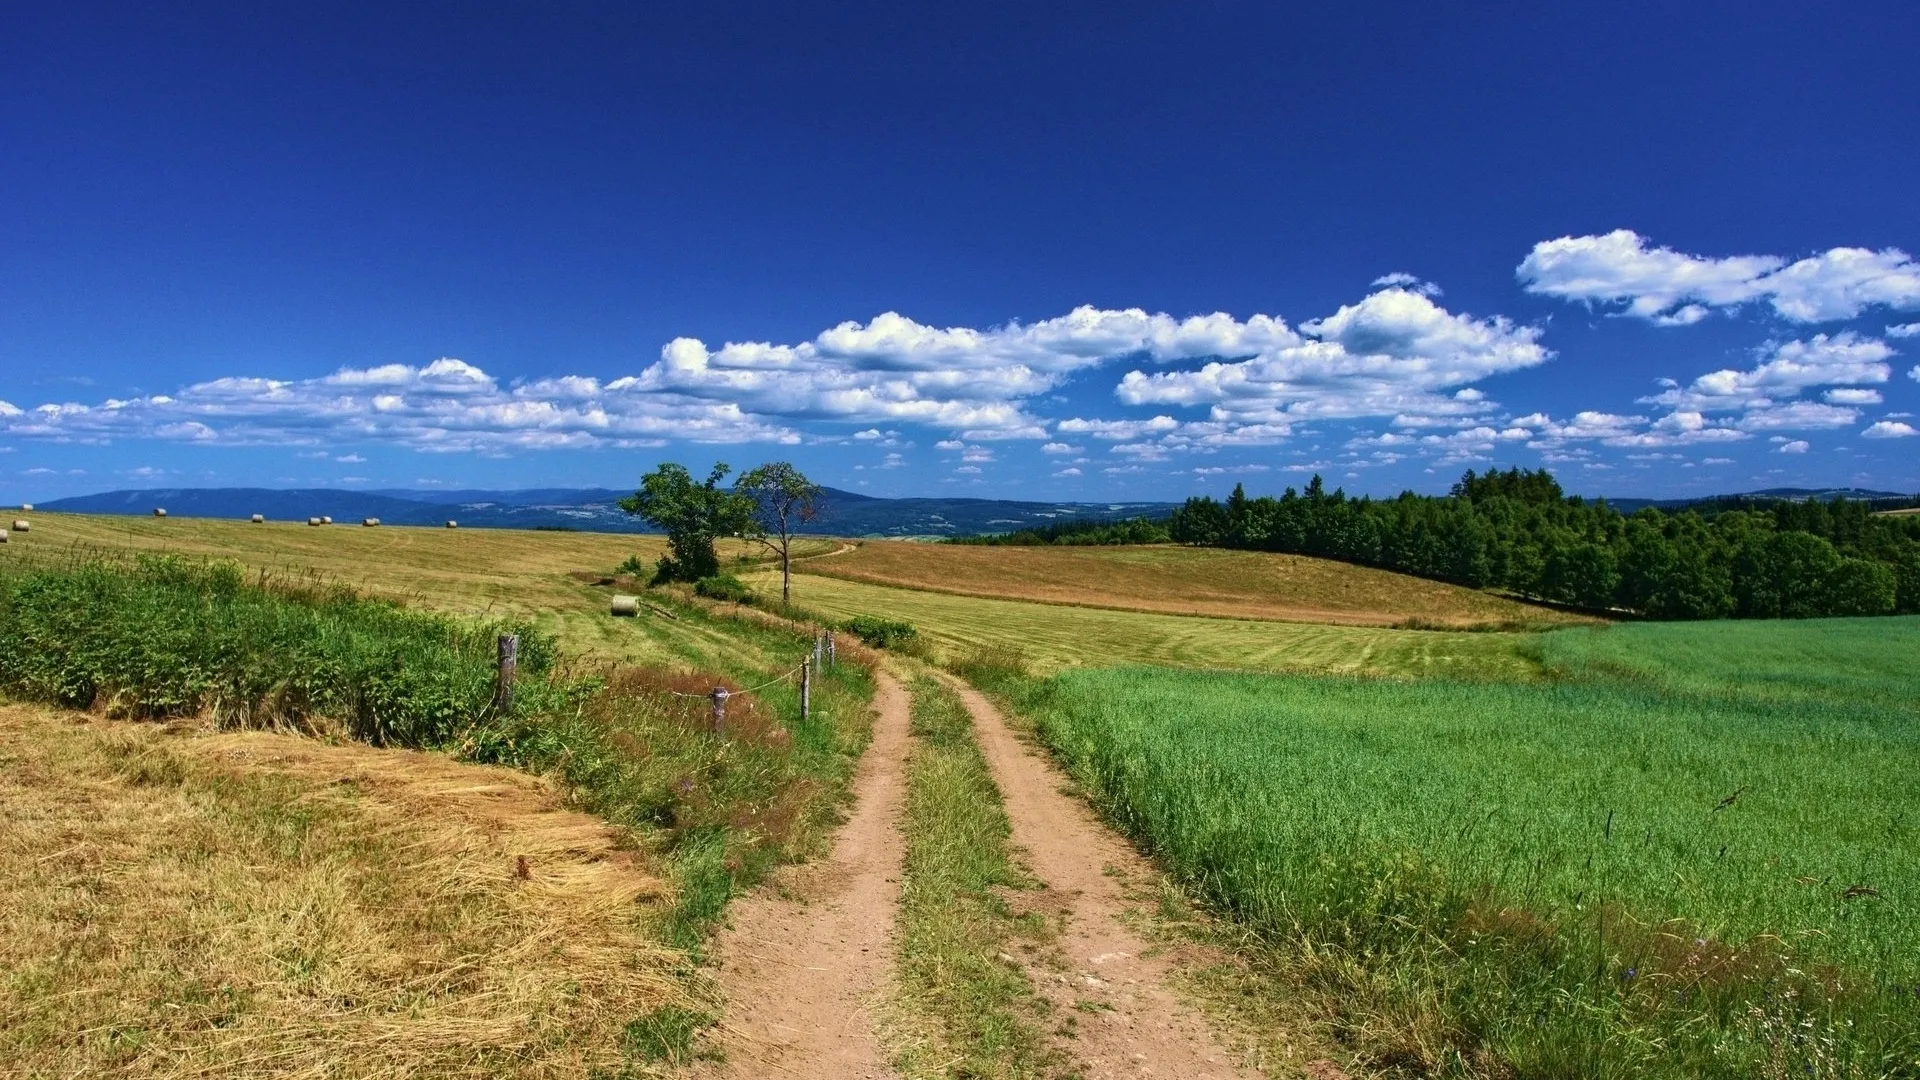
[693,670,913,1078]
[947,679,1265,1078]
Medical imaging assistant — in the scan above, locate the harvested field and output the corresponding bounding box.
[0,702,685,1078]
[1,511,836,670]
[805,542,1588,628]
[749,566,1540,679]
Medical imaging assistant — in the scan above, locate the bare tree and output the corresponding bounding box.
[736,462,822,605]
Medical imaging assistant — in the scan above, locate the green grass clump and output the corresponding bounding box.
[892,676,1061,1079]
[0,553,565,747]
[840,615,924,652]
[1007,617,1920,1077]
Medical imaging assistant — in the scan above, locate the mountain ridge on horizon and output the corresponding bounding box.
[23,483,1918,538]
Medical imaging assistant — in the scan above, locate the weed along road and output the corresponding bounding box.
[694,669,913,1078]
[946,678,1264,1079]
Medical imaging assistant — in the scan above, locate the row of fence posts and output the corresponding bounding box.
[494,629,838,739]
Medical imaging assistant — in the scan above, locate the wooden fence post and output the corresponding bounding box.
[801,657,812,720]
[710,686,729,736]
[827,633,836,668]
[814,633,824,666]
[495,633,518,714]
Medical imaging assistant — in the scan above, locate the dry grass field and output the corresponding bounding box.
[803,541,1588,628]
[0,512,836,672]
[0,702,687,1079]
[750,565,1543,679]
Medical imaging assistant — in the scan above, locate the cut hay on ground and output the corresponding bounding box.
[802,542,1589,629]
[0,703,690,1079]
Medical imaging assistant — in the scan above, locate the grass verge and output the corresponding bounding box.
[887,673,1066,1079]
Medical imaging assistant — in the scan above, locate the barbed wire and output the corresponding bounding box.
[656,659,809,699]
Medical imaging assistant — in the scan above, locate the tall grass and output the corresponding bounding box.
[0,553,567,746]
[1001,618,1920,1077]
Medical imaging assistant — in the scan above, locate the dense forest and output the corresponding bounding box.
[947,516,1172,546]
[1161,469,1920,619]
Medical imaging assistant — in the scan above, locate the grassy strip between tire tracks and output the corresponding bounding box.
[887,673,1068,1079]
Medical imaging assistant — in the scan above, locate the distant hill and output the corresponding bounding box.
[38,486,1180,537]
[37,484,1917,536]
[1601,487,1916,512]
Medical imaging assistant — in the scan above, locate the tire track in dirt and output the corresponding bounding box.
[948,679,1263,1079]
[693,669,911,1079]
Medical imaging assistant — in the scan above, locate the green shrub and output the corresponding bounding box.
[692,573,755,604]
[839,615,919,650]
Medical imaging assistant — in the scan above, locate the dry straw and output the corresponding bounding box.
[609,595,639,617]
[308,517,323,527]
[11,520,28,533]
[363,518,381,527]
[153,508,167,518]
[251,514,265,524]
[446,520,459,529]
[321,516,333,525]
[1,706,688,1079]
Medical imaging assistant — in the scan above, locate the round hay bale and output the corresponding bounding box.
[610,595,640,617]
[308,516,323,527]
[445,520,458,529]
[153,508,167,518]
[250,513,265,523]
[362,517,380,527]
[321,516,333,525]
[18,504,31,512]
[0,529,9,544]
[11,520,29,533]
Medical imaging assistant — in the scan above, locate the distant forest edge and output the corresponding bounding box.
[1172,470,1920,618]
[960,469,1920,620]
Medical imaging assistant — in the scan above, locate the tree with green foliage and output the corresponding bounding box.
[618,462,752,584]
[735,461,822,605]
[1164,466,1920,620]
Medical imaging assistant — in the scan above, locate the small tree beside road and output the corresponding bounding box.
[736,462,822,605]
[618,462,752,583]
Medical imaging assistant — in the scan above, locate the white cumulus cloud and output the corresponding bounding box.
[1116,287,1548,427]
[1862,420,1918,439]
[1519,230,1920,324]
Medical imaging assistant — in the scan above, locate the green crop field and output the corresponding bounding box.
[747,564,1541,679]
[995,617,1920,1077]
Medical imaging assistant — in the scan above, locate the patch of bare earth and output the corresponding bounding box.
[0,703,681,1079]
[946,681,1277,1079]
[691,670,912,1078]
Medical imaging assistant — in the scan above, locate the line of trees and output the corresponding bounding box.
[1167,468,1920,619]
[947,516,1172,547]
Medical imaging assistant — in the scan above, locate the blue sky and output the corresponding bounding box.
[3,1,1918,505]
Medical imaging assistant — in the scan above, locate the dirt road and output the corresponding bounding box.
[694,670,912,1078]
[950,679,1260,1079]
